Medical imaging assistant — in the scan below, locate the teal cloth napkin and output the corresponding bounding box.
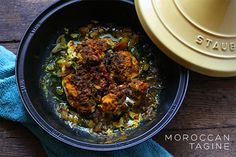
[0,46,172,157]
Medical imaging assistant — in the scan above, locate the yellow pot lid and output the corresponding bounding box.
[135,0,236,77]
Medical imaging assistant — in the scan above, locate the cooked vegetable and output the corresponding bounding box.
[41,22,162,136]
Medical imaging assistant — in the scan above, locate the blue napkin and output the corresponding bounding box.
[0,46,172,157]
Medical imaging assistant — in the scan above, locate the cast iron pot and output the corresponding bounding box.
[16,0,189,151]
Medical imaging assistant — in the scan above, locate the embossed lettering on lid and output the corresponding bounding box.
[174,0,236,57]
[135,0,236,77]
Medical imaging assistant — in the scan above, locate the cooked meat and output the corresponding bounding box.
[99,84,130,115]
[62,74,78,98]
[100,94,121,114]
[62,74,96,114]
[109,51,139,82]
[42,23,162,135]
[78,39,112,64]
[99,80,149,115]
[129,79,149,94]
[62,61,115,114]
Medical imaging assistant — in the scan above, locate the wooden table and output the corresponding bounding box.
[0,1,235,157]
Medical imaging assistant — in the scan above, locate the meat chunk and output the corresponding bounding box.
[99,84,130,115]
[99,79,149,115]
[99,93,128,116]
[78,38,112,64]
[100,94,119,112]
[110,51,139,82]
[62,74,78,98]
[67,38,112,65]
[129,79,149,94]
[62,62,114,114]
[62,74,96,114]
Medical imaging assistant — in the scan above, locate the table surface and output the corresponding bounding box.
[0,1,236,157]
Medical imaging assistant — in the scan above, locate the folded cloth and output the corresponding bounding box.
[0,46,172,157]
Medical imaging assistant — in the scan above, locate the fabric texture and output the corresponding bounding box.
[0,46,172,157]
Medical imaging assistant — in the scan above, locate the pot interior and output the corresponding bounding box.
[18,0,188,150]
